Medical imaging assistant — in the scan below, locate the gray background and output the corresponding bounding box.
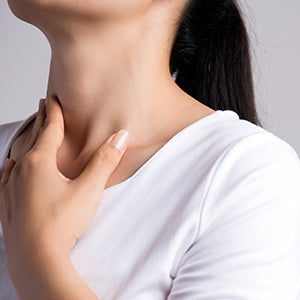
[0,1,299,155]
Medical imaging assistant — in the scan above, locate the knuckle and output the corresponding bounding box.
[23,151,42,168]
[96,146,119,167]
[10,161,20,178]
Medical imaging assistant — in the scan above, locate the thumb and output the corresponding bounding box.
[73,129,129,192]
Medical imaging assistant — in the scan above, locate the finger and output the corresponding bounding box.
[24,98,47,153]
[0,159,16,187]
[0,180,12,227]
[72,129,129,194]
[31,95,64,159]
[0,190,8,232]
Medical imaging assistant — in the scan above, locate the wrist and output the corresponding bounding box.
[9,244,72,300]
[10,247,98,300]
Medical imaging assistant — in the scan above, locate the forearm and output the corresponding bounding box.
[11,250,99,300]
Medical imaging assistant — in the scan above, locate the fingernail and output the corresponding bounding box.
[110,129,129,153]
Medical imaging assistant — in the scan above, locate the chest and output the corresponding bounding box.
[65,184,200,299]
[56,142,168,190]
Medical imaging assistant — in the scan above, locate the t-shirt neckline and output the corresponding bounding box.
[102,109,238,194]
[3,109,239,194]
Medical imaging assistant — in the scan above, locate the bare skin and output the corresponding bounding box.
[10,101,215,190]
[7,0,215,191]
[1,96,129,299]
[2,96,215,299]
[2,1,217,298]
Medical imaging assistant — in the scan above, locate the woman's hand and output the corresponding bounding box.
[0,95,129,297]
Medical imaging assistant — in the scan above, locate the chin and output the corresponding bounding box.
[7,0,154,24]
[7,0,47,24]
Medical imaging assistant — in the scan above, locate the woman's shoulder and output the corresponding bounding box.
[0,119,24,138]
[207,110,299,165]
[0,112,36,139]
[0,112,37,170]
[194,120,300,241]
[191,113,300,210]
[209,117,300,188]
[0,119,24,153]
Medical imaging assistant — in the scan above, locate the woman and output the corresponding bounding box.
[0,0,299,299]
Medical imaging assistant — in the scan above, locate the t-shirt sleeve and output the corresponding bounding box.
[167,133,300,300]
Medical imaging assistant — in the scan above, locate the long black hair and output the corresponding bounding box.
[170,0,263,127]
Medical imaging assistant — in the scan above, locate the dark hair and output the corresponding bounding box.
[170,0,263,127]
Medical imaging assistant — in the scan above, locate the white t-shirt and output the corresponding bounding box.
[0,109,300,300]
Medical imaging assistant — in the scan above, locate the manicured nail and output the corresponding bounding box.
[110,129,129,153]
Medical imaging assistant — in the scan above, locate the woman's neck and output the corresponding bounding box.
[45,22,194,158]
